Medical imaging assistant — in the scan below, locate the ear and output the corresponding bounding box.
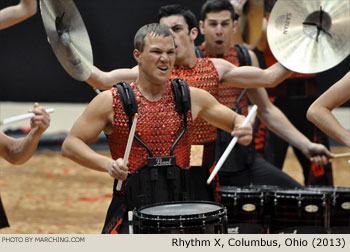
[189,27,198,41]
[133,49,141,63]
[199,20,205,35]
[233,20,238,34]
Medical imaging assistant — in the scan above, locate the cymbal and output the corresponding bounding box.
[39,0,93,81]
[267,0,350,74]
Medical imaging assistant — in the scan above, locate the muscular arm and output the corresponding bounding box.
[0,105,50,164]
[190,87,252,146]
[307,72,350,147]
[86,66,138,90]
[248,88,334,162]
[61,91,116,172]
[212,58,292,88]
[0,0,37,30]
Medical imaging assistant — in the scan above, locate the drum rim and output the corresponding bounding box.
[133,200,226,221]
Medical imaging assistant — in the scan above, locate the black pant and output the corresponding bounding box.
[0,195,9,229]
[219,157,301,188]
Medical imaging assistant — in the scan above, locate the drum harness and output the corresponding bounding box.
[114,78,196,212]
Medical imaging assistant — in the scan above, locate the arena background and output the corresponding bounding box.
[0,0,349,103]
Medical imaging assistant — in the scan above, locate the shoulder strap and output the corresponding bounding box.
[114,82,153,156]
[233,45,251,113]
[171,78,191,115]
[195,46,205,58]
[114,82,138,118]
[234,44,252,66]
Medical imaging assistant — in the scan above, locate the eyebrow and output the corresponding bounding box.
[149,45,176,51]
[170,24,184,29]
[207,18,231,23]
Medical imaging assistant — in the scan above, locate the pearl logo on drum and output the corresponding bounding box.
[304,205,319,213]
[341,202,350,210]
[242,204,256,212]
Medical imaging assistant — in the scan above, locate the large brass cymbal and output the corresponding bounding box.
[267,0,350,74]
[39,0,93,81]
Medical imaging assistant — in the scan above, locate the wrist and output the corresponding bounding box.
[105,159,115,174]
[30,127,44,139]
[234,114,246,127]
[299,140,312,157]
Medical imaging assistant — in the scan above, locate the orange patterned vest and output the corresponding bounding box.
[171,58,219,144]
[199,43,249,116]
[107,82,193,174]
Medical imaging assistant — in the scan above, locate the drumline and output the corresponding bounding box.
[129,185,350,234]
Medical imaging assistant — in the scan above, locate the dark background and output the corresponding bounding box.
[0,0,349,103]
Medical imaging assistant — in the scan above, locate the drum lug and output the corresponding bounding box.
[322,194,327,207]
[332,192,337,206]
[297,194,302,207]
[234,193,238,206]
[157,216,160,230]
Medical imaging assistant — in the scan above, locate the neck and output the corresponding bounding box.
[175,44,197,68]
[203,41,228,58]
[136,76,167,101]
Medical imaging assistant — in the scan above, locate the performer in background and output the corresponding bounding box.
[0,0,46,230]
[251,0,334,185]
[196,0,333,186]
[0,103,50,229]
[307,71,350,148]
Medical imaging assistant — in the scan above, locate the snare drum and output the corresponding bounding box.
[270,188,328,233]
[132,201,227,234]
[307,186,350,233]
[219,186,271,234]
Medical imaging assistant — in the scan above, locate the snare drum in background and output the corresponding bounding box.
[270,188,328,233]
[219,186,271,234]
[132,201,227,234]
[307,186,350,233]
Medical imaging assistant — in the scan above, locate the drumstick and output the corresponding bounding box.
[333,153,350,159]
[207,105,258,185]
[310,152,350,162]
[128,211,134,234]
[0,108,55,125]
[116,113,138,191]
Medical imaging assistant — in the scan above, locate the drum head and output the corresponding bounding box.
[133,201,228,234]
[139,201,222,216]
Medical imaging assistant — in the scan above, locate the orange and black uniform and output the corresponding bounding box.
[171,58,219,168]
[174,48,301,188]
[253,44,333,185]
[102,82,193,234]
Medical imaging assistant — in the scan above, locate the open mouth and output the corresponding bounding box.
[215,40,224,46]
[158,67,168,73]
